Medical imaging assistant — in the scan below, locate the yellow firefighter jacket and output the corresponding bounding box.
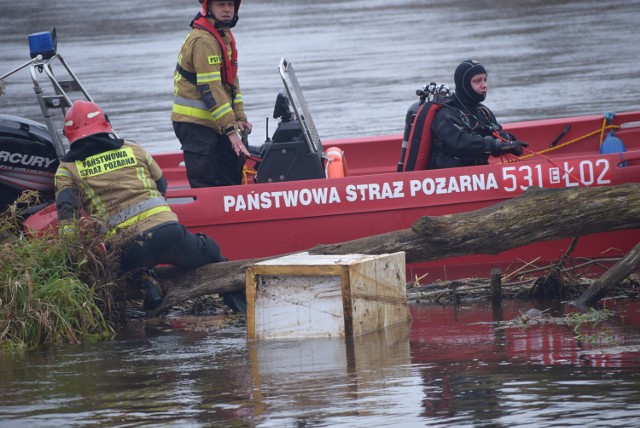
[54,140,177,240]
[171,19,247,136]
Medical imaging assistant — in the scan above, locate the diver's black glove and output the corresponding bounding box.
[485,137,529,157]
[507,140,529,156]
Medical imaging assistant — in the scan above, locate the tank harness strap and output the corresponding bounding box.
[176,64,197,86]
[402,102,443,171]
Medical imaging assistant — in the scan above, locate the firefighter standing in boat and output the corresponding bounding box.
[172,0,252,188]
[429,60,529,169]
[55,100,227,312]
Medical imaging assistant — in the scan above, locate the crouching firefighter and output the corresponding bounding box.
[55,100,245,313]
[400,60,528,171]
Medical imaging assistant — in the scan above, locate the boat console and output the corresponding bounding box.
[253,58,326,184]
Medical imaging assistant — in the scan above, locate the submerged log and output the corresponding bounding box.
[151,183,640,314]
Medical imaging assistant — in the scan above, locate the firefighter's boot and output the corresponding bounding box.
[141,270,163,311]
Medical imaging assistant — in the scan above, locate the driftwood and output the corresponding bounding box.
[527,237,579,300]
[151,183,640,314]
[574,242,640,307]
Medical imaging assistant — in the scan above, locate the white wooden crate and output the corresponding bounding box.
[246,252,410,339]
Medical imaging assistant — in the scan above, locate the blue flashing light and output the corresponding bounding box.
[28,28,57,59]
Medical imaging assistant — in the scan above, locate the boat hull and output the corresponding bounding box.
[155,111,640,280]
[23,111,640,281]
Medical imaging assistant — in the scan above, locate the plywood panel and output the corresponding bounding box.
[246,252,410,339]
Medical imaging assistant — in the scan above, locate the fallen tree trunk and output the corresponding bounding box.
[152,183,640,314]
[310,184,640,260]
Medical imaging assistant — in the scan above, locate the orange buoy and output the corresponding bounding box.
[323,147,348,178]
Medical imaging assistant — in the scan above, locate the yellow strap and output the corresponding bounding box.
[599,117,608,147]
[242,165,257,185]
[516,124,620,161]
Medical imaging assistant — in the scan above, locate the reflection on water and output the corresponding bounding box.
[410,300,640,427]
[1,300,640,427]
[248,322,417,426]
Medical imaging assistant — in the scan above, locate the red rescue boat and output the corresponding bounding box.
[3,31,639,281]
[154,108,640,280]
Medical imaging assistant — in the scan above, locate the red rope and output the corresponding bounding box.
[493,131,586,186]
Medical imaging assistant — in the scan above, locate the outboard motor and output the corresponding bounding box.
[1,28,95,220]
[0,114,59,213]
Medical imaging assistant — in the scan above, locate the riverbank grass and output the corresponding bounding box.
[1,196,116,352]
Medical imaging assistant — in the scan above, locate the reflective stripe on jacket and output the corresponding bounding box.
[171,20,247,135]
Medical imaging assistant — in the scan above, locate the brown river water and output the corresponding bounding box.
[2,0,640,426]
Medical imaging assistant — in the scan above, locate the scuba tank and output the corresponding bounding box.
[397,100,421,172]
[397,82,452,172]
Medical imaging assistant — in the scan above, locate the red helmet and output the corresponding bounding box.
[200,0,241,20]
[63,100,114,144]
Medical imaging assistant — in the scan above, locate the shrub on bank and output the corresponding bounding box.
[1,194,118,352]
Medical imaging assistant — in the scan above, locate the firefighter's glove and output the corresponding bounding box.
[485,137,529,157]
